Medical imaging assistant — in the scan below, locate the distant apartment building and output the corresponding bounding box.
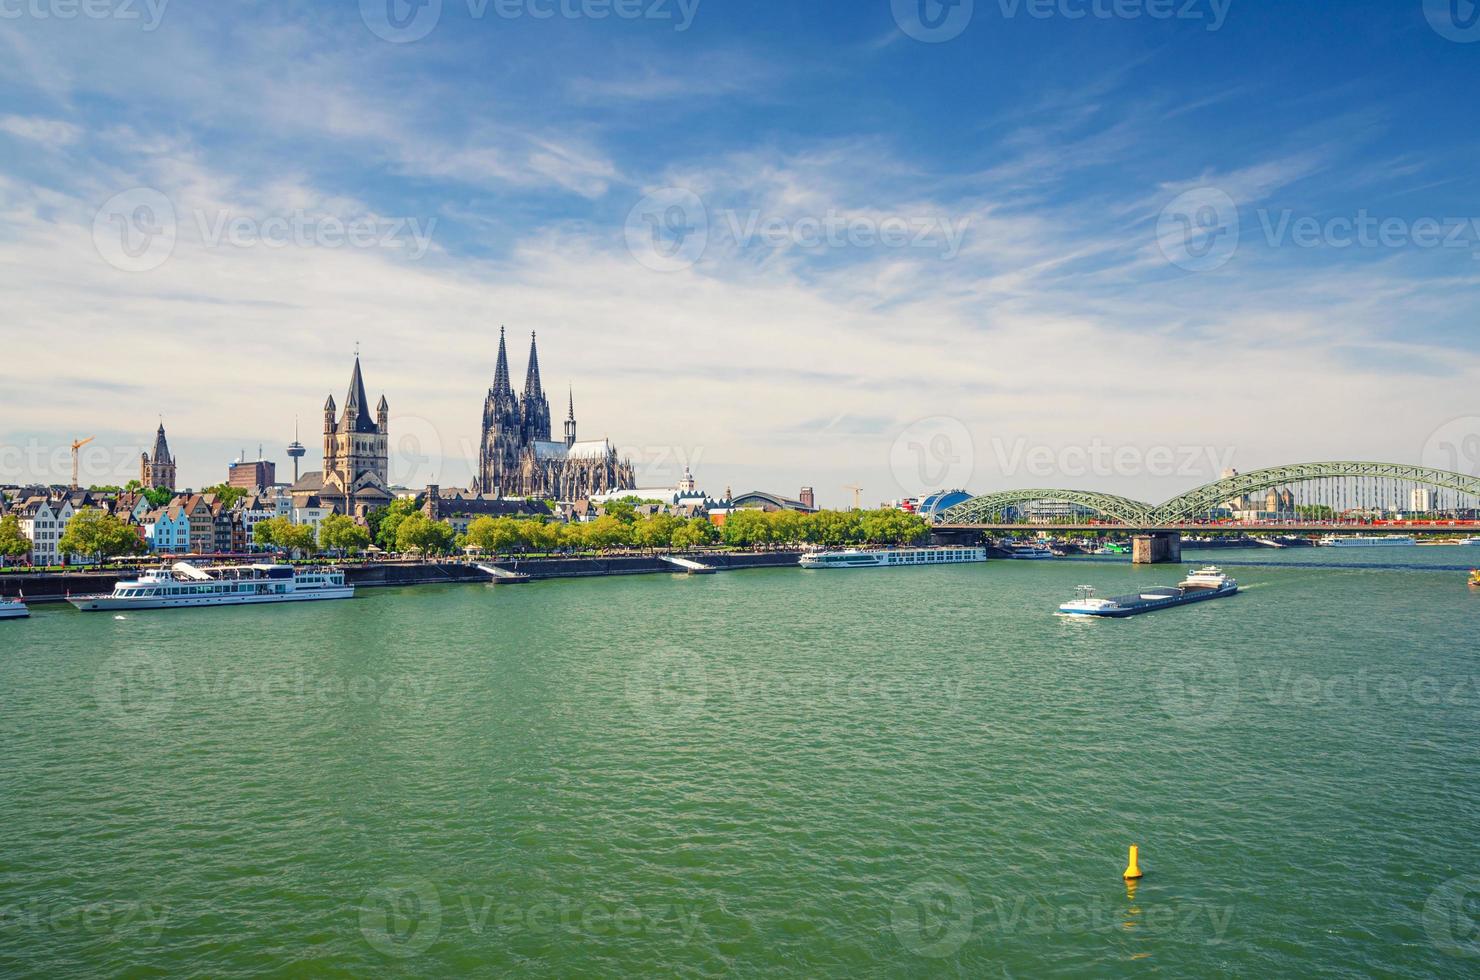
[228,458,277,492]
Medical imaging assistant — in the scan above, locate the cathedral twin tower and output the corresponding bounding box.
[475,328,634,500]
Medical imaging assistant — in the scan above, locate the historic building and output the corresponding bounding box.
[140,423,177,489]
[293,356,394,514]
[475,329,635,501]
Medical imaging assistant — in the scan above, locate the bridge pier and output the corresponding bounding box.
[1132,532,1181,565]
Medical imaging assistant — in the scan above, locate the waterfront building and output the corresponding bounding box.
[139,423,177,489]
[143,505,191,553]
[291,496,336,534]
[12,497,74,565]
[237,492,290,550]
[475,329,636,501]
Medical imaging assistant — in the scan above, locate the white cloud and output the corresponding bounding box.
[0,114,81,149]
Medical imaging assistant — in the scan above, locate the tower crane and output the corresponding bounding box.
[70,436,95,490]
[842,484,863,511]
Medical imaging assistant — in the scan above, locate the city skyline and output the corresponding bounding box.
[4,2,1480,507]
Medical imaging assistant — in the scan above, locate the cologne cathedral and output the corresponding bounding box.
[475,328,635,501]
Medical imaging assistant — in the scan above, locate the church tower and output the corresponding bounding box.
[478,326,523,494]
[520,332,552,445]
[564,389,577,448]
[322,355,390,509]
[139,422,177,489]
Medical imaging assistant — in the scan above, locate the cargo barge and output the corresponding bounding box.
[1057,566,1239,618]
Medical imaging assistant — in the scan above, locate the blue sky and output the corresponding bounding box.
[3,0,1479,505]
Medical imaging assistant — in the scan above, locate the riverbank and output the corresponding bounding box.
[0,552,806,604]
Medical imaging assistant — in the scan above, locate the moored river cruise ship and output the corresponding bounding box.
[68,563,353,612]
[799,546,987,569]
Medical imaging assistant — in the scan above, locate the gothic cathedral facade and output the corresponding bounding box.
[476,329,635,501]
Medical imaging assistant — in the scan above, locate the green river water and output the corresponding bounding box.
[2,547,1478,976]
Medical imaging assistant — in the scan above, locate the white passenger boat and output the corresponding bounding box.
[799,546,987,569]
[1317,535,1416,548]
[0,596,28,620]
[68,562,353,611]
[1003,543,1056,559]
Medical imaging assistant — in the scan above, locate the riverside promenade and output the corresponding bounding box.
[0,552,805,604]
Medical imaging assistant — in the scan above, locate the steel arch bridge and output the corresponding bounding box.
[938,489,1154,525]
[1146,461,1480,524]
[938,462,1480,527]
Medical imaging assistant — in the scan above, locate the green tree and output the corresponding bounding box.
[520,520,562,554]
[139,486,175,508]
[395,512,456,556]
[202,484,248,508]
[582,515,631,551]
[253,515,287,550]
[465,516,523,555]
[601,497,663,523]
[255,516,317,557]
[670,517,718,550]
[374,499,421,551]
[721,509,774,548]
[0,515,33,566]
[57,509,144,565]
[634,514,681,551]
[318,514,371,555]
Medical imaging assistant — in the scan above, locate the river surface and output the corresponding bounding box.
[2,547,1478,976]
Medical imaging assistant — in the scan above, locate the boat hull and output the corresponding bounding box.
[68,588,354,612]
[0,604,29,620]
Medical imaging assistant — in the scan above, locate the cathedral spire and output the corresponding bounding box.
[524,331,544,399]
[563,386,577,448]
[493,326,513,396]
[152,422,171,463]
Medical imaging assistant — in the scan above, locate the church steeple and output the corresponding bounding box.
[341,356,376,432]
[564,388,577,447]
[152,423,172,464]
[493,326,513,396]
[519,331,552,443]
[524,331,544,400]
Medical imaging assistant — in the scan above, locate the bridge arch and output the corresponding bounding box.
[1148,462,1480,524]
[939,489,1153,526]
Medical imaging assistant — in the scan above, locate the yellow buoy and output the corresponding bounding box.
[1123,845,1143,880]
